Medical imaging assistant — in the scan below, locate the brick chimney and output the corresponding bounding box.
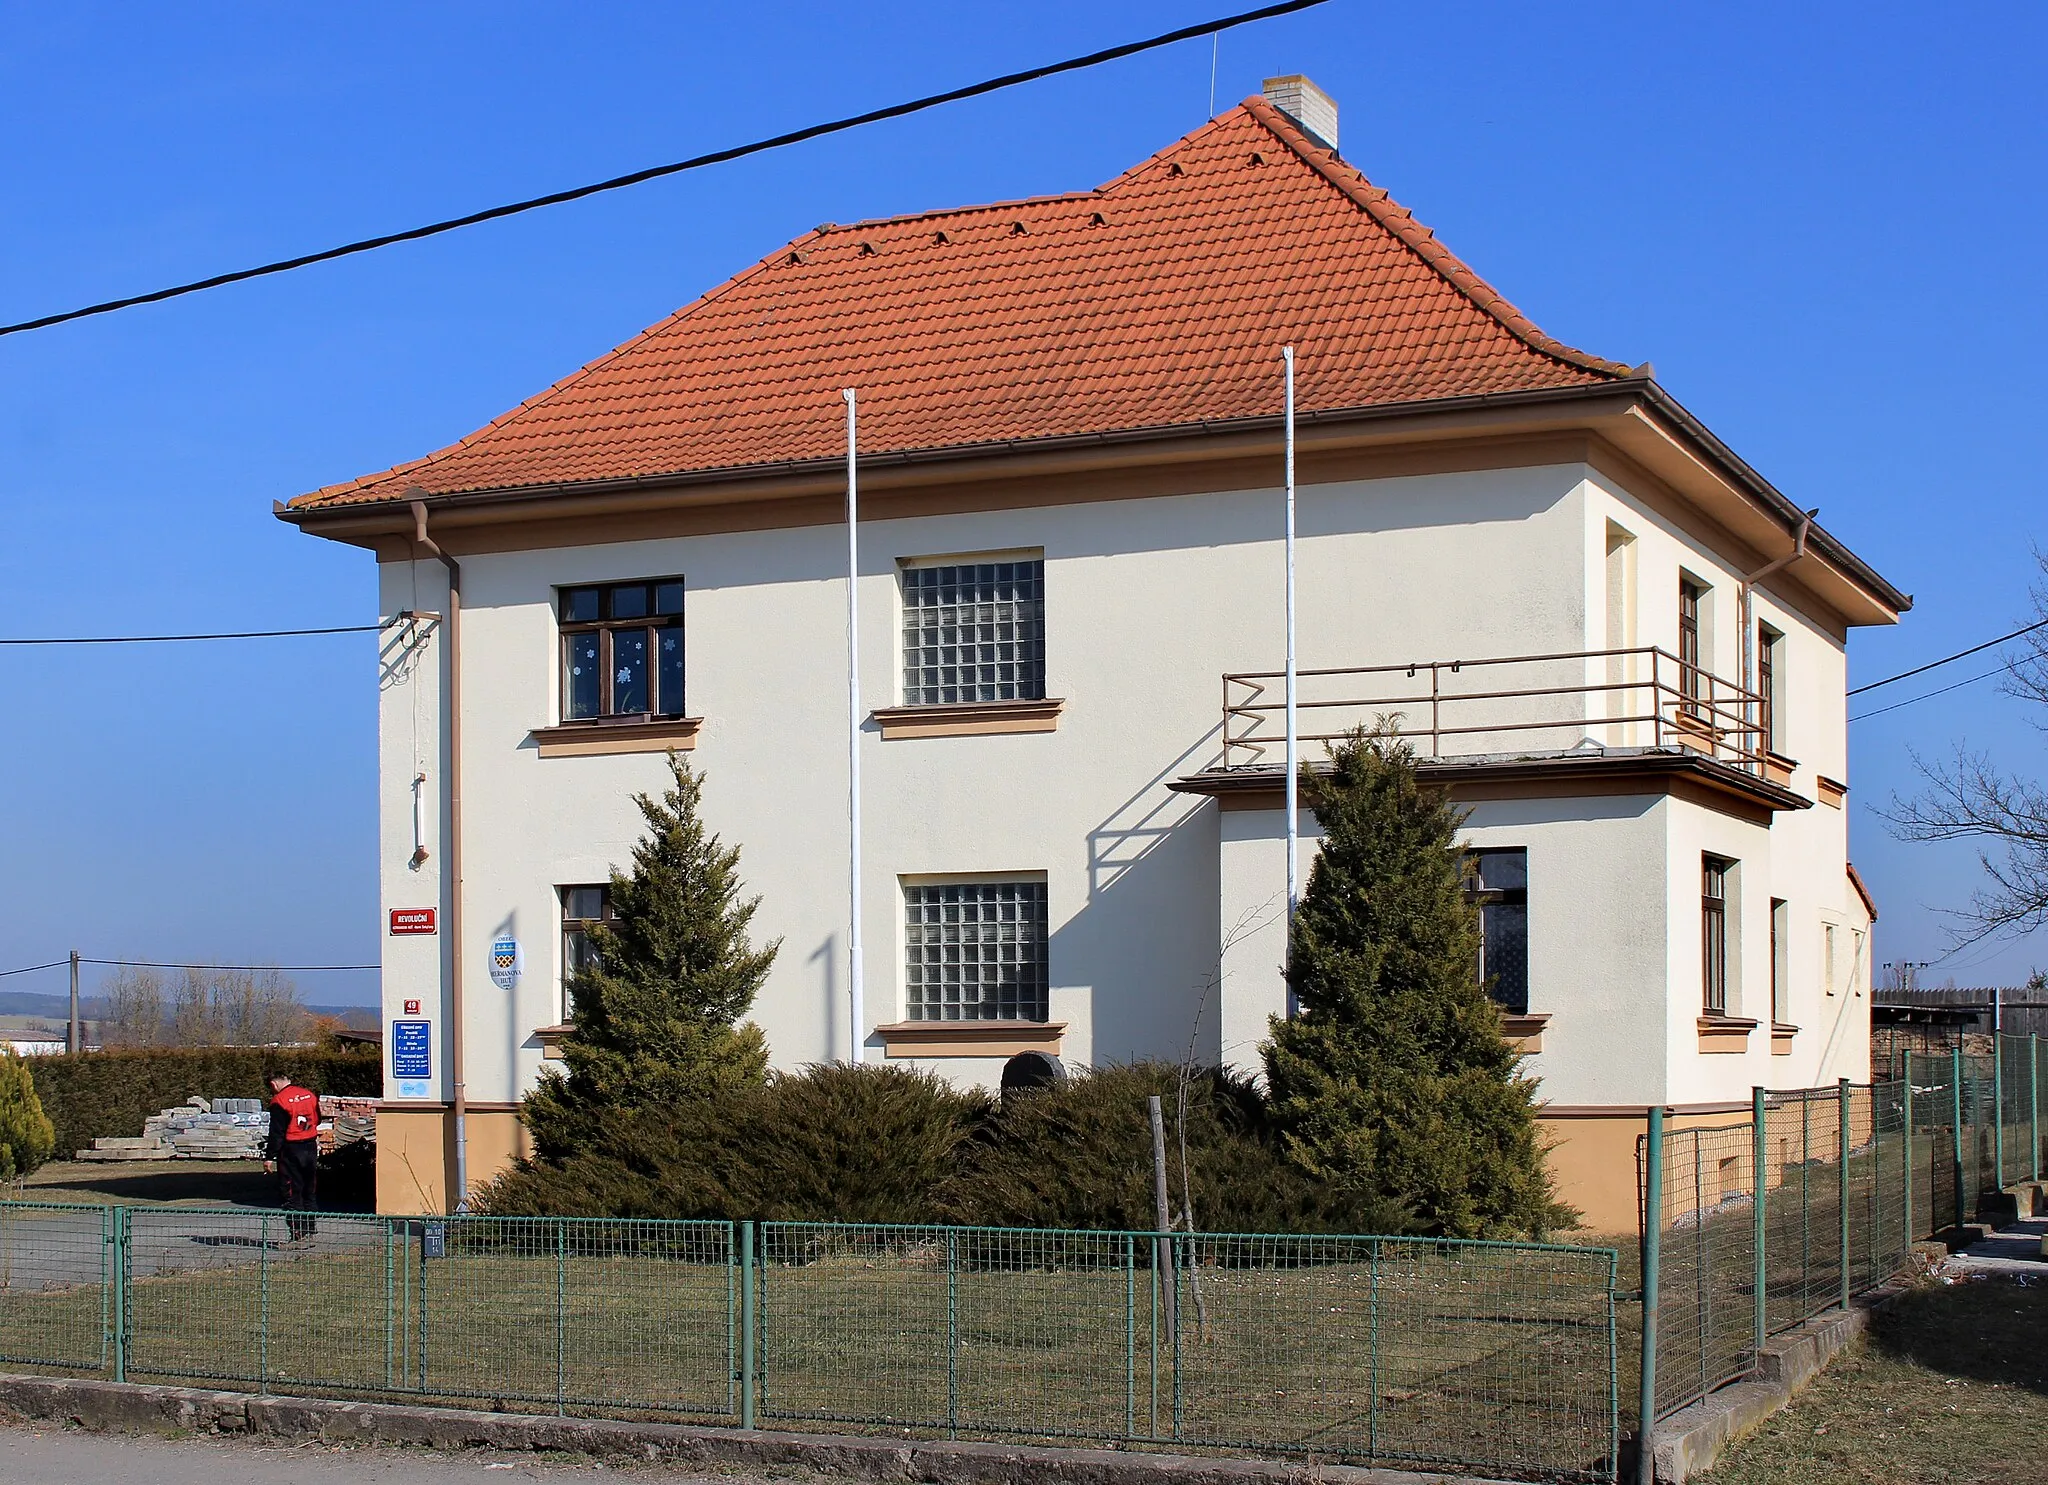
[1261,75,1338,150]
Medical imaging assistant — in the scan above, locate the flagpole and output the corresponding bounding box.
[1282,347,1299,1014]
[843,387,865,1064]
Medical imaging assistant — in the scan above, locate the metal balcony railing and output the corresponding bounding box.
[1221,646,1766,773]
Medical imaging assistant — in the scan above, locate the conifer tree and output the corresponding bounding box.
[0,1049,56,1183]
[523,753,778,1159]
[1264,727,1570,1238]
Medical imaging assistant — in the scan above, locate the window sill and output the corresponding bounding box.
[530,717,703,758]
[871,699,1064,740]
[534,1024,573,1060]
[1697,1015,1758,1054]
[1771,1021,1798,1054]
[1499,1013,1549,1054]
[875,1020,1065,1059]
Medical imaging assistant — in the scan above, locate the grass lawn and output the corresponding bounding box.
[18,1160,281,1208]
[0,1219,1622,1482]
[1706,1275,2048,1485]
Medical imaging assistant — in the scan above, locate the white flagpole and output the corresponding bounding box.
[1282,347,1299,1007]
[843,388,865,1064]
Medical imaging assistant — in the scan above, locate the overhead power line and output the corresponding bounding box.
[1848,616,2048,697]
[0,0,1332,339]
[1848,663,2010,724]
[84,959,378,973]
[0,961,70,980]
[0,622,386,646]
[0,957,378,979]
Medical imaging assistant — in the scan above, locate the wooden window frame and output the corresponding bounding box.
[1679,577,1705,709]
[1757,623,1783,754]
[1769,896,1789,1025]
[1467,847,1530,1016]
[1702,854,1732,1016]
[558,578,687,724]
[559,883,613,1016]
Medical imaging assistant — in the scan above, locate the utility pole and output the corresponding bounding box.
[67,950,80,1054]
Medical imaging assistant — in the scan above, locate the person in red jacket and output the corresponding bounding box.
[264,1072,320,1242]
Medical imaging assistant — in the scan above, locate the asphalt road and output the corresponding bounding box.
[0,1419,799,1484]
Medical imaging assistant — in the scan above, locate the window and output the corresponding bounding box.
[901,561,1044,706]
[1824,923,1839,996]
[1758,624,1783,754]
[1679,578,1705,709]
[1702,855,1732,1015]
[1468,848,1529,1015]
[1770,898,1789,1024]
[559,579,685,721]
[904,881,1048,1022]
[560,884,612,1010]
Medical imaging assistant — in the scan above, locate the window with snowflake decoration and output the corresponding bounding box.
[557,579,685,720]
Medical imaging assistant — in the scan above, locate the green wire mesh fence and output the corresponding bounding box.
[0,1205,1622,1484]
[1640,1040,2045,1425]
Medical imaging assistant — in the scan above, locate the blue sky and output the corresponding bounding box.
[2,1,2043,1005]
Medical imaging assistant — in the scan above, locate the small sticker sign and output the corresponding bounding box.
[489,935,522,991]
[403,999,421,1016]
[390,907,437,935]
[392,1020,432,1079]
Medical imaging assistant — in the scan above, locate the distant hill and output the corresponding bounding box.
[0,991,378,1033]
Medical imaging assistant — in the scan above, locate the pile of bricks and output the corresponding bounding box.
[74,1095,378,1162]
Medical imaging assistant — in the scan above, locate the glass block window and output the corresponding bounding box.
[1467,848,1529,1015]
[901,561,1045,706]
[904,881,1049,1022]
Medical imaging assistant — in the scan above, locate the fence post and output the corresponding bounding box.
[383,1219,395,1391]
[110,1206,128,1384]
[1951,1044,1967,1233]
[1902,1052,1915,1242]
[1751,1087,1766,1365]
[1124,1234,1135,1441]
[1837,1079,1851,1310]
[2032,1035,2041,1184]
[1636,1106,1663,1485]
[739,1221,757,1429]
[1368,1237,1382,1464]
[945,1227,959,1439]
[1994,1033,2007,1192]
[259,1212,271,1392]
[555,1220,567,1416]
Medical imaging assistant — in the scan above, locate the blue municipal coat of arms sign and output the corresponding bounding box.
[489,935,522,991]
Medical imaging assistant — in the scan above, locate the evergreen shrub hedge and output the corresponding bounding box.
[482,1060,1414,1235]
[30,1047,381,1156]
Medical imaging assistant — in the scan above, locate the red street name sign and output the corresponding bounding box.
[389,908,437,935]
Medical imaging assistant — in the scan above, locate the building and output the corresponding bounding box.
[282,79,1906,1227]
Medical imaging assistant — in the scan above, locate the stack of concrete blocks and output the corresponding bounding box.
[78,1096,274,1162]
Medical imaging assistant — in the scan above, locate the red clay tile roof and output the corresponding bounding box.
[294,96,1630,510]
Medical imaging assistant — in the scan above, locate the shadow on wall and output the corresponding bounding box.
[1055,724,1225,1067]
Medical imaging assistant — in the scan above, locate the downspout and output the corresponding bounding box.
[1740,508,1814,754]
[410,499,468,1214]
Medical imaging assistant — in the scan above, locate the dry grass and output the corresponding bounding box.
[0,1221,1622,1482]
[1706,1274,2048,1485]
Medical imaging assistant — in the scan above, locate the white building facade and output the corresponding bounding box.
[288,81,1905,1228]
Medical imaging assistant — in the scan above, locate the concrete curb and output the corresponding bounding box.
[0,1374,1518,1485]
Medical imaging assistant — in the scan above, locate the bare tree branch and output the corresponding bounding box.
[1882,552,2048,947]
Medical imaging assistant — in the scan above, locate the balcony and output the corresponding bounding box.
[1220,646,1769,776]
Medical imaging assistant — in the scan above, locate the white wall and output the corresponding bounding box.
[372,453,1869,1115]
[377,462,1593,1103]
[1219,794,1671,1106]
